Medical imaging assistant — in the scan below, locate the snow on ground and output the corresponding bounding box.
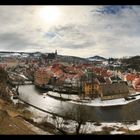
[128,120,140,131]
[25,105,140,134]
[19,95,140,134]
[47,91,80,100]
[69,94,140,107]
[81,121,140,134]
[11,95,19,105]
[96,121,140,133]
[24,120,52,135]
[81,122,103,133]
[47,91,140,107]
[19,74,28,80]
[110,130,125,135]
[80,122,122,134]
[27,106,48,123]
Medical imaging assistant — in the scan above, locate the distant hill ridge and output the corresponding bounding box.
[88,55,107,61]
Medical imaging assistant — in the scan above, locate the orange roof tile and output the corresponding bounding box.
[125,73,136,81]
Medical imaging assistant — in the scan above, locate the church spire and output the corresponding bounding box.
[55,50,57,55]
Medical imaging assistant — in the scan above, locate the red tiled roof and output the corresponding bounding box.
[53,69,64,77]
[133,77,140,86]
[125,73,136,81]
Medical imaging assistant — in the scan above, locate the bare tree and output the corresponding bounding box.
[50,114,69,135]
[65,104,88,135]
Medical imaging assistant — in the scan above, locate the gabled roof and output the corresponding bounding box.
[125,73,136,81]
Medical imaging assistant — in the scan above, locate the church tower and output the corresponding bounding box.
[55,50,57,56]
[55,50,58,61]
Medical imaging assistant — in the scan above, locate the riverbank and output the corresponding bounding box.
[16,85,140,134]
[1,95,140,135]
[26,105,140,135]
[0,97,52,135]
[46,91,140,107]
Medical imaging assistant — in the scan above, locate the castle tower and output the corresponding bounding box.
[55,50,58,61]
[55,50,57,55]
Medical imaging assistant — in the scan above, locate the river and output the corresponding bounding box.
[18,85,140,122]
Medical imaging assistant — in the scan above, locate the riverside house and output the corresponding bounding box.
[98,82,129,100]
[84,75,129,100]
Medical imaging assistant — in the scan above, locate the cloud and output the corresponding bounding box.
[0,6,140,58]
[45,24,96,49]
[0,32,39,51]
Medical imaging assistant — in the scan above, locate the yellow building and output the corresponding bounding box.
[84,80,104,98]
[84,82,94,96]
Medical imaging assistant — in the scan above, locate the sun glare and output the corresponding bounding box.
[39,6,61,23]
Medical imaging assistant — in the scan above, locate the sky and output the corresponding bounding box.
[0,5,140,58]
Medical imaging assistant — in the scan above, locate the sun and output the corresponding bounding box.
[39,6,61,23]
